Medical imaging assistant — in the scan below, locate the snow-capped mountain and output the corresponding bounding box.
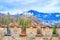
[28,10,60,26]
[28,10,60,20]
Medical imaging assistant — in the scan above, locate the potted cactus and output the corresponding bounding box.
[52,24,58,37]
[52,25,56,34]
[19,18,31,36]
[5,12,11,36]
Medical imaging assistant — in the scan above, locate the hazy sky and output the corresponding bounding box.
[0,0,60,14]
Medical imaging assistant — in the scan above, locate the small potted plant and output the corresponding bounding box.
[52,24,58,37]
[5,20,11,36]
[19,18,31,36]
[5,13,11,36]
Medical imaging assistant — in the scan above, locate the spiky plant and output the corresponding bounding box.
[6,12,11,35]
[19,18,32,31]
[52,24,57,34]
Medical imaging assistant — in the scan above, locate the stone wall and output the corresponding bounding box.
[0,36,59,40]
[0,27,60,40]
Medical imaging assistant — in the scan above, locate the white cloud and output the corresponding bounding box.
[0,0,60,14]
[35,0,60,13]
[0,0,21,3]
[0,0,37,4]
[22,12,33,16]
[20,0,37,4]
[0,9,23,15]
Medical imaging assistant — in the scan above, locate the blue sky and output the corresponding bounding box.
[0,0,60,14]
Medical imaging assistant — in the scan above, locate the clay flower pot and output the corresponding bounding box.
[20,30,26,36]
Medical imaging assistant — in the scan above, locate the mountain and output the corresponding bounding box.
[28,10,60,21]
[0,13,6,17]
[28,10,41,15]
[28,10,60,26]
[11,13,23,18]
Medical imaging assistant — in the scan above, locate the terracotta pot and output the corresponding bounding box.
[52,34,58,37]
[21,30,26,36]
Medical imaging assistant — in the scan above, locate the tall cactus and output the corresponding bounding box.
[6,12,11,35]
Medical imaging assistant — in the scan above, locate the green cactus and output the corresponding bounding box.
[52,24,57,34]
[19,18,31,31]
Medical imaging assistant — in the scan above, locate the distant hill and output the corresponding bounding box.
[28,10,60,26]
[0,13,6,17]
